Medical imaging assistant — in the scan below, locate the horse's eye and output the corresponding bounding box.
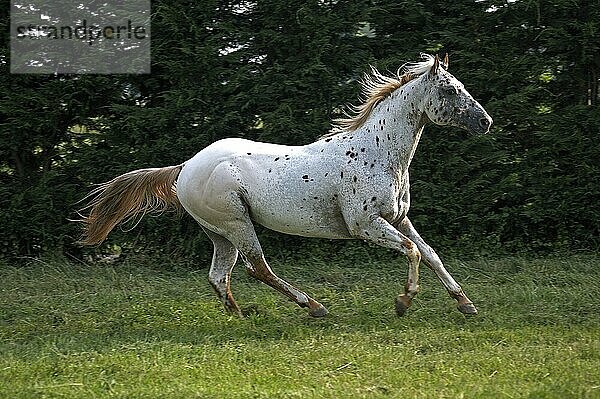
[443,86,458,95]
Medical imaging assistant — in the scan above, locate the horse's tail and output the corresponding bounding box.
[77,164,184,246]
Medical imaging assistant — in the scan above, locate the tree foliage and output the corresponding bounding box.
[1,0,598,258]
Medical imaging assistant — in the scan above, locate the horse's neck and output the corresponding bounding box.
[364,80,428,173]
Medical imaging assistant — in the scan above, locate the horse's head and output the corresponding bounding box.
[423,54,492,134]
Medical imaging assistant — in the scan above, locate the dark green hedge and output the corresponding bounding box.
[1,0,598,259]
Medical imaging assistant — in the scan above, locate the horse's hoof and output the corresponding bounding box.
[457,302,478,315]
[309,305,328,317]
[395,294,411,317]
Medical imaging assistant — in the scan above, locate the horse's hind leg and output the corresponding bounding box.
[397,218,477,315]
[204,229,243,317]
[184,165,327,317]
[243,251,328,317]
[223,220,327,317]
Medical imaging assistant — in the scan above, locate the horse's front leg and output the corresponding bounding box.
[349,216,421,316]
[396,217,478,315]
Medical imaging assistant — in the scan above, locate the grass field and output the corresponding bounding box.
[1,252,599,398]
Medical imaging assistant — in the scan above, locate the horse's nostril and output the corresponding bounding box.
[479,117,490,129]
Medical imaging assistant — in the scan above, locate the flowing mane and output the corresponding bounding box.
[326,54,437,136]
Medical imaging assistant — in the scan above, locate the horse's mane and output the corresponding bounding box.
[325,54,437,137]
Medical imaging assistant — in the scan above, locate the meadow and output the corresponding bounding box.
[1,251,599,398]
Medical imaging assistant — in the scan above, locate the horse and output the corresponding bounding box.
[78,54,493,318]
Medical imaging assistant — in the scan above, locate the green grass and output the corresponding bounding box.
[1,253,599,398]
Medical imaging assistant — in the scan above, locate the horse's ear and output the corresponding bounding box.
[443,53,449,69]
[430,54,440,75]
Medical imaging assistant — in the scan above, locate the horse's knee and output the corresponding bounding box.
[400,239,421,264]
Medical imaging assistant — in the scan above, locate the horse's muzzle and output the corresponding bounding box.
[469,111,493,134]
[479,116,492,132]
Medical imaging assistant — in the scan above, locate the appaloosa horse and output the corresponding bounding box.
[79,54,492,317]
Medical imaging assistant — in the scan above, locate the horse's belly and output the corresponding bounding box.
[249,205,352,239]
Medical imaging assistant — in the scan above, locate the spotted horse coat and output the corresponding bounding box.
[79,54,493,318]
